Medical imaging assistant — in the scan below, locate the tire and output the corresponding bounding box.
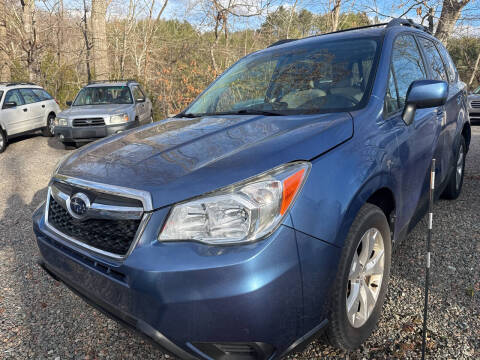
[0,129,7,153]
[326,203,392,350]
[442,137,466,200]
[42,113,55,137]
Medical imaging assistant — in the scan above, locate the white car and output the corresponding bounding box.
[0,82,61,153]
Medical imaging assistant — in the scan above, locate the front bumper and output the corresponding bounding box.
[34,203,328,359]
[54,122,136,143]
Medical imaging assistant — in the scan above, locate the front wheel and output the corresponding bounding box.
[326,203,392,350]
[442,137,466,200]
[42,114,55,137]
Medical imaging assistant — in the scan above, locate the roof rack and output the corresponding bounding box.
[0,82,37,87]
[387,18,431,34]
[267,18,430,48]
[88,79,138,85]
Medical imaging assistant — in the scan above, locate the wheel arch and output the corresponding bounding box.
[336,174,397,248]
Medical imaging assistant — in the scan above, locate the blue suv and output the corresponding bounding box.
[33,19,471,359]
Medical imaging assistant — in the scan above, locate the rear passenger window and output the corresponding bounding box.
[32,89,53,101]
[385,34,426,114]
[3,89,25,108]
[19,88,40,104]
[418,38,448,82]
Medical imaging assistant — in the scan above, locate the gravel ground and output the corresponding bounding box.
[0,129,479,360]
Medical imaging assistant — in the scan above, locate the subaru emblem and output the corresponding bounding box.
[67,193,90,219]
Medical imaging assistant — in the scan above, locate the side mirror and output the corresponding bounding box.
[3,101,17,109]
[66,101,72,106]
[402,80,448,126]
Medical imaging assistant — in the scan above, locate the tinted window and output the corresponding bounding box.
[0,91,3,103]
[132,86,145,101]
[19,88,40,104]
[32,89,53,101]
[3,89,25,108]
[73,86,133,106]
[388,34,426,112]
[186,38,380,115]
[437,44,457,83]
[418,37,448,82]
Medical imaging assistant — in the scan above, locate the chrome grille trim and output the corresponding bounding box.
[51,184,143,220]
[53,174,153,211]
[470,100,480,109]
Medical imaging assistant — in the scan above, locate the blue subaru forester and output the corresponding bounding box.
[33,19,471,359]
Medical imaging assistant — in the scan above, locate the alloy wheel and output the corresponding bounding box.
[48,117,55,135]
[346,228,385,328]
[456,146,464,190]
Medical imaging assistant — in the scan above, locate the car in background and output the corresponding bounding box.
[467,85,480,123]
[0,82,60,153]
[34,19,470,360]
[54,80,153,147]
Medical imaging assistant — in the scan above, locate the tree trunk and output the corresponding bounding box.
[82,0,92,82]
[330,0,341,32]
[21,0,36,81]
[91,0,109,79]
[0,0,10,81]
[435,0,470,44]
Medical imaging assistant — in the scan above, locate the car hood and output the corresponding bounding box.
[57,113,353,209]
[59,104,134,118]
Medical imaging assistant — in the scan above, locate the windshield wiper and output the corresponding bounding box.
[219,109,284,116]
[174,112,202,118]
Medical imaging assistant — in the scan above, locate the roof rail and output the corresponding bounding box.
[88,79,137,85]
[0,82,36,87]
[387,18,431,34]
[267,23,388,48]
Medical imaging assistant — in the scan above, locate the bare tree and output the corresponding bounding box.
[81,0,93,82]
[435,0,471,44]
[20,0,39,80]
[0,0,9,81]
[329,0,342,32]
[469,51,480,87]
[91,0,110,79]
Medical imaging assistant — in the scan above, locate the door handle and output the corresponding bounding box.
[23,108,28,112]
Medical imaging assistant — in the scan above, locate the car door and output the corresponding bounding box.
[385,34,442,231]
[417,36,456,185]
[132,85,148,123]
[1,89,30,135]
[18,88,45,129]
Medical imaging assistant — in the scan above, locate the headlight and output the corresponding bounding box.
[55,117,67,126]
[110,113,129,124]
[159,162,310,245]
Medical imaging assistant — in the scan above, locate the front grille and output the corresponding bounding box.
[470,100,480,109]
[73,118,105,127]
[48,197,141,256]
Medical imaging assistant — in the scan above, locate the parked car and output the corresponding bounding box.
[54,80,153,147]
[33,19,470,360]
[0,82,60,153]
[467,85,480,123]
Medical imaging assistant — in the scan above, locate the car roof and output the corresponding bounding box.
[86,81,138,88]
[0,83,43,91]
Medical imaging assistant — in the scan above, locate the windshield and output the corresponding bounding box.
[185,38,380,116]
[73,86,133,106]
[474,86,480,94]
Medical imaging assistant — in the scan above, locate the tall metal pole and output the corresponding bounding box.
[422,158,435,360]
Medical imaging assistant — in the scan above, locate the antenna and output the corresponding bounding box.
[421,158,435,359]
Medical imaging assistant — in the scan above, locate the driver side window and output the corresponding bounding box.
[385,34,426,115]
